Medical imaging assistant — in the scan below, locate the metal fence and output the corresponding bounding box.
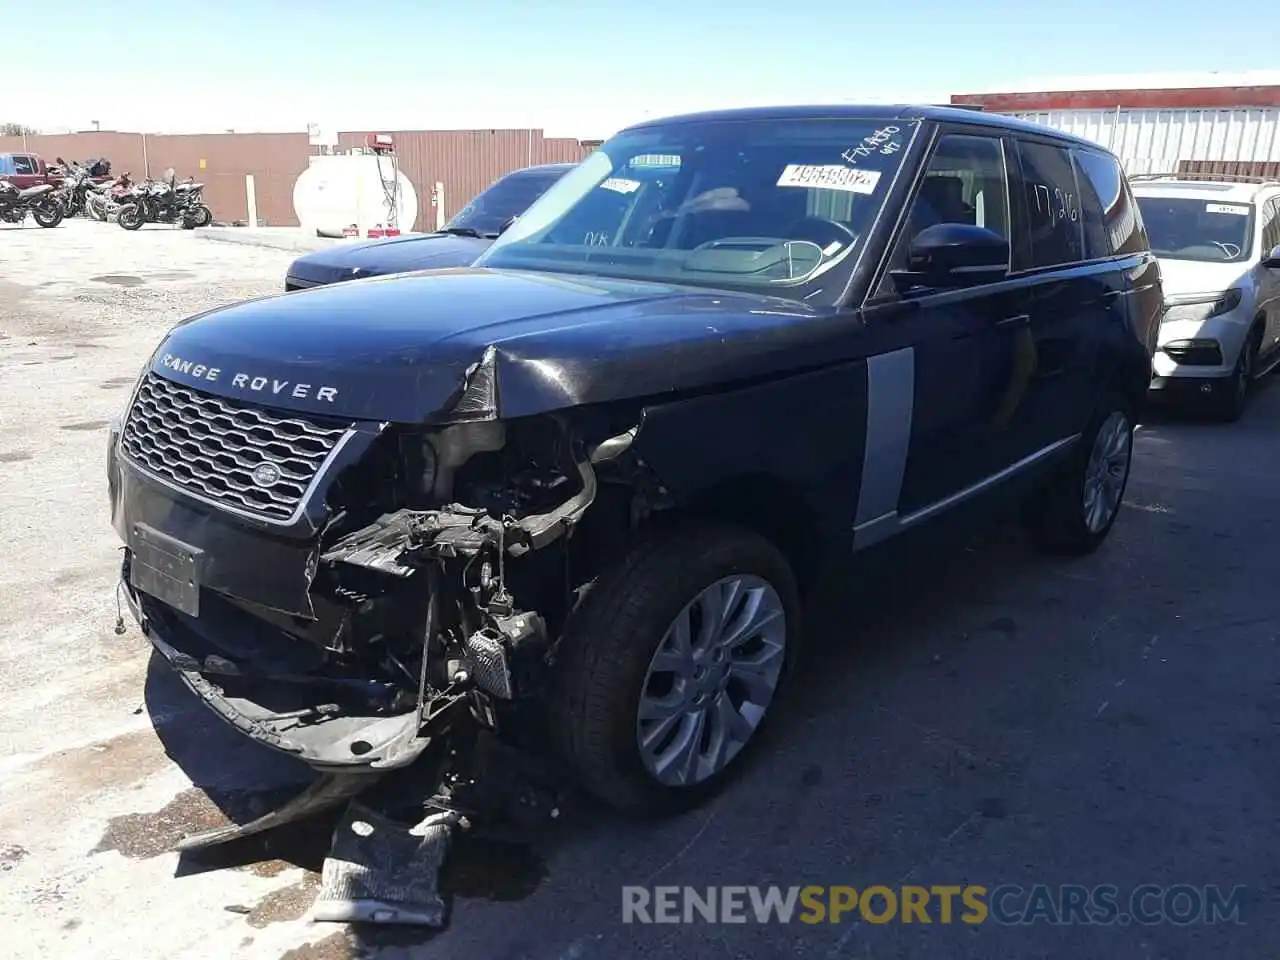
[0,128,594,229]
[1006,107,1280,176]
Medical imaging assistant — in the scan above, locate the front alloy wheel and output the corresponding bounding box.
[1215,334,1256,423]
[636,574,786,787]
[551,524,799,815]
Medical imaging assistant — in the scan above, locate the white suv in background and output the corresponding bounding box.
[1130,175,1280,421]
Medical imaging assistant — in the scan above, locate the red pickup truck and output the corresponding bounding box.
[0,152,51,189]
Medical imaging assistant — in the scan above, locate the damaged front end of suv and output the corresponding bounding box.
[108,333,669,795]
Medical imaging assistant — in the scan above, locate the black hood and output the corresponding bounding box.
[151,268,849,424]
[285,233,492,285]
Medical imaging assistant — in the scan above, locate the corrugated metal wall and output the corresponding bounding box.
[0,131,149,176]
[1008,108,1280,176]
[2,128,592,229]
[336,129,592,228]
[143,133,308,227]
[0,130,307,224]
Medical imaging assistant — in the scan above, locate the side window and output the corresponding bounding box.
[12,156,37,175]
[1262,198,1280,253]
[875,133,1009,297]
[1073,152,1109,259]
[1016,141,1085,268]
[906,134,1010,240]
[1074,149,1144,257]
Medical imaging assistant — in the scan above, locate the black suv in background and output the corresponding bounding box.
[110,106,1160,818]
[283,162,575,291]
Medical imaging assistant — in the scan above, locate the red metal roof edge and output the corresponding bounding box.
[951,86,1280,111]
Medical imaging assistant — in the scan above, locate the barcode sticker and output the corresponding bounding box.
[776,165,881,194]
[1205,203,1249,216]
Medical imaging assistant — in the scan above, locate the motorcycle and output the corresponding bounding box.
[0,178,64,228]
[85,173,136,222]
[174,177,212,228]
[53,164,96,219]
[117,168,212,231]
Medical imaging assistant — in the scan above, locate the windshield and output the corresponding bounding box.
[1134,196,1255,263]
[475,118,918,303]
[445,168,568,236]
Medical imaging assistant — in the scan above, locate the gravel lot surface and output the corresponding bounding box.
[1,218,1276,959]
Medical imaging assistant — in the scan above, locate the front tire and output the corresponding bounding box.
[117,204,144,231]
[550,523,800,816]
[32,202,63,228]
[1023,400,1134,555]
[1214,329,1258,423]
[193,204,212,228]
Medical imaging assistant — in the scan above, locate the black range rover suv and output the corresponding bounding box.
[108,106,1160,816]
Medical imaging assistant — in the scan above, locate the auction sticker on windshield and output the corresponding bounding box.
[777,165,881,194]
[1205,203,1250,216]
[601,177,642,194]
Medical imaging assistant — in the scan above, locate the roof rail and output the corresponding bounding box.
[1129,171,1280,186]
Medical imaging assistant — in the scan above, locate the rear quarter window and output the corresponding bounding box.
[1073,150,1146,258]
[1015,140,1085,269]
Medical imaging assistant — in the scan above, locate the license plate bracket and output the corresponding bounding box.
[128,522,203,617]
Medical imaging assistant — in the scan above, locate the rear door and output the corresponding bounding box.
[1003,139,1138,459]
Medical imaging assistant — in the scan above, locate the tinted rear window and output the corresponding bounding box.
[1073,150,1145,258]
[1017,141,1085,268]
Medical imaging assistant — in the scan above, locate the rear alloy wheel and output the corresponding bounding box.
[1023,401,1133,555]
[1215,332,1257,423]
[551,524,799,815]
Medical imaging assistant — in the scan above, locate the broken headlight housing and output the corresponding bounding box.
[426,421,506,502]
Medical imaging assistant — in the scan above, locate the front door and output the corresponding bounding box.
[854,129,1033,547]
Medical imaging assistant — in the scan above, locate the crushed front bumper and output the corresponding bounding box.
[122,564,441,771]
[109,417,449,772]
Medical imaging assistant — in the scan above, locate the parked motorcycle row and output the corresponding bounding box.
[0,161,212,231]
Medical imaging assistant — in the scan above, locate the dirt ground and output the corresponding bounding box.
[0,220,349,960]
[2,217,1278,960]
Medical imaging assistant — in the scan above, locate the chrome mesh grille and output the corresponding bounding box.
[121,372,350,521]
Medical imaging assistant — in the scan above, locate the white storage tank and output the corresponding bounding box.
[293,155,419,238]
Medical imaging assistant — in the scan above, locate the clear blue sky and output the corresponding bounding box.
[3,0,1274,137]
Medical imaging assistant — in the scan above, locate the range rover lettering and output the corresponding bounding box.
[108,106,1159,817]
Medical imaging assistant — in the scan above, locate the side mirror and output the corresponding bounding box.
[893,223,1009,291]
[1263,244,1280,269]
